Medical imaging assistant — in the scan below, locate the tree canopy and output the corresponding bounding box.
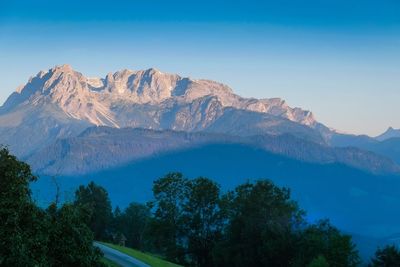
[0,148,104,267]
[74,181,113,241]
[147,173,360,267]
[370,245,400,267]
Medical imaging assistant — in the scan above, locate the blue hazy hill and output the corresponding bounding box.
[31,142,400,262]
[32,143,400,238]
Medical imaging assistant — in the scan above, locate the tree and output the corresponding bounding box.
[110,206,123,240]
[46,203,104,267]
[370,245,400,267]
[308,255,329,267]
[74,182,113,240]
[149,174,226,266]
[149,172,189,263]
[120,203,151,250]
[213,180,304,267]
[183,177,224,267]
[295,220,360,267]
[0,147,48,266]
[0,147,104,266]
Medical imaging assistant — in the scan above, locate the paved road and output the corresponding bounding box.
[94,242,151,267]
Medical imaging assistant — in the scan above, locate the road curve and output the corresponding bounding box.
[94,242,151,267]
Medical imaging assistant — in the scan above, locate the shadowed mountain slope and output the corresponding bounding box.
[27,127,400,176]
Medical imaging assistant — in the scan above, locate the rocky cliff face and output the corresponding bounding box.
[1,65,399,176]
[3,64,317,127]
[0,64,324,157]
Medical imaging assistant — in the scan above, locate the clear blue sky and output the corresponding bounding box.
[0,0,399,136]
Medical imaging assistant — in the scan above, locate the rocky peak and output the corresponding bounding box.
[3,64,317,128]
[51,64,74,73]
[376,127,400,141]
[13,64,83,99]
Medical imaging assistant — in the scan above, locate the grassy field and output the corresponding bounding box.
[99,242,182,267]
[101,257,121,267]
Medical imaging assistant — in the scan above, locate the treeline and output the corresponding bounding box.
[76,176,400,267]
[78,173,361,267]
[1,147,400,267]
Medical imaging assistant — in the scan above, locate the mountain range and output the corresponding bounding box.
[2,65,400,246]
[0,64,325,157]
[26,126,400,176]
[1,64,398,171]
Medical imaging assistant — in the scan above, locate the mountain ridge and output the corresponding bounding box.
[0,64,329,157]
[1,64,399,176]
[27,126,400,176]
[3,64,318,127]
[376,127,400,141]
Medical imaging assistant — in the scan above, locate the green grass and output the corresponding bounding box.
[99,242,183,267]
[101,257,121,267]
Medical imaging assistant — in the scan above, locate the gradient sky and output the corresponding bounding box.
[0,0,399,136]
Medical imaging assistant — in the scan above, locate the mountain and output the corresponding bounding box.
[331,133,400,165]
[366,138,400,164]
[0,64,326,157]
[0,103,90,157]
[27,126,400,176]
[376,127,400,141]
[1,65,399,176]
[4,64,317,127]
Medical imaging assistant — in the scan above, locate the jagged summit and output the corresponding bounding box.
[376,127,400,141]
[5,64,316,127]
[0,64,323,157]
[2,64,400,180]
[52,63,74,72]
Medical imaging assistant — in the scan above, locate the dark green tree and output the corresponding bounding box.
[213,180,304,267]
[0,147,104,266]
[149,174,226,266]
[74,182,113,240]
[0,147,48,266]
[120,203,151,249]
[110,206,123,239]
[183,177,224,267]
[370,245,400,267]
[46,203,104,267]
[295,220,360,267]
[148,176,360,267]
[307,255,330,267]
[149,172,189,263]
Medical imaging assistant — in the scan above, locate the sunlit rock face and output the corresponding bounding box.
[0,64,323,157]
[4,64,317,127]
